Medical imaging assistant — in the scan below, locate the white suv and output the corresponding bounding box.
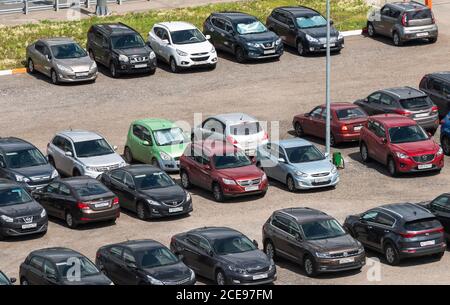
[148,21,218,73]
[47,130,126,178]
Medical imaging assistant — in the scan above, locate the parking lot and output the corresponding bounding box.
[1,0,450,285]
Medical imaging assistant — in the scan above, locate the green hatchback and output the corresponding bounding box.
[124,119,189,172]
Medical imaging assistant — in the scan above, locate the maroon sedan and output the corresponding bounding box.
[179,140,268,202]
[292,103,368,146]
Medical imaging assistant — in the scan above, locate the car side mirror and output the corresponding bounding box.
[205,34,211,40]
[330,19,334,25]
[228,29,235,35]
[65,151,73,157]
[0,160,5,168]
[45,54,52,61]
[162,39,170,45]
[294,233,302,241]
[363,98,369,103]
[277,157,285,163]
[289,24,295,29]
[427,132,432,137]
[127,183,135,190]
[252,240,259,248]
[142,140,152,146]
[304,113,310,117]
[10,277,16,284]
[324,152,330,159]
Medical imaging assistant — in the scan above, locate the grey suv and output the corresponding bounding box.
[367,1,438,46]
[420,72,450,118]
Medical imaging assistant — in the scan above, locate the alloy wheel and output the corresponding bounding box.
[66,213,74,228]
[170,58,178,73]
[265,242,275,259]
[213,184,223,202]
[235,48,245,63]
[295,123,304,137]
[368,23,375,37]
[385,246,396,264]
[304,258,314,276]
[361,144,369,162]
[51,70,58,84]
[137,202,146,220]
[181,172,190,188]
[287,176,295,192]
[28,59,34,73]
[297,42,305,56]
[216,271,226,285]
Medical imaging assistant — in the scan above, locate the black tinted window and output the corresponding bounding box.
[375,213,395,226]
[272,215,290,232]
[404,218,441,231]
[399,96,431,110]
[407,9,432,20]
[29,256,44,271]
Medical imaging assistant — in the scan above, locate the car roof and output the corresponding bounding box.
[428,71,450,83]
[132,118,177,131]
[0,137,35,153]
[211,113,258,125]
[370,114,417,127]
[156,21,197,31]
[381,87,426,99]
[376,203,434,222]
[277,6,320,16]
[60,176,100,186]
[94,23,137,35]
[112,239,164,251]
[315,102,362,110]
[275,207,333,224]
[188,227,243,240]
[192,140,238,156]
[0,178,21,189]
[121,164,162,175]
[212,11,257,22]
[57,130,103,142]
[276,138,313,148]
[29,247,83,263]
[390,1,428,11]
[39,37,76,46]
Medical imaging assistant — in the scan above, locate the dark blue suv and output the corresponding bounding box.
[440,113,450,155]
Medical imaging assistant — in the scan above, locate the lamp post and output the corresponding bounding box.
[325,0,331,157]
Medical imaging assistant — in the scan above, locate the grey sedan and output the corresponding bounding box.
[256,138,339,192]
[26,38,97,84]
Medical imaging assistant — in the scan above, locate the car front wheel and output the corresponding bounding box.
[297,41,306,56]
[303,255,317,277]
[393,32,402,46]
[384,243,400,265]
[170,58,179,73]
[441,136,450,155]
[367,22,376,37]
[360,142,370,162]
[387,157,397,177]
[215,270,227,285]
[264,240,276,260]
[27,59,35,74]
[212,183,224,202]
[51,69,59,85]
[235,47,246,63]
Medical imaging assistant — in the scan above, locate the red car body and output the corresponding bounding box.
[179,140,268,200]
[292,103,368,145]
[360,114,444,175]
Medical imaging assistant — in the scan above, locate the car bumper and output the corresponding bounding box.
[0,219,47,237]
[399,242,446,258]
[57,70,98,83]
[176,53,218,68]
[306,38,344,52]
[335,132,361,143]
[77,206,120,224]
[315,254,366,273]
[414,116,440,132]
[117,58,157,74]
[226,269,276,285]
[294,172,339,190]
[148,201,193,218]
[401,26,438,41]
[222,180,269,197]
[157,159,181,172]
[244,45,284,60]
[395,154,444,173]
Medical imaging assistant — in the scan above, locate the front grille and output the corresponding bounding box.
[312,180,331,186]
[262,42,274,49]
[14,215,38,224]
[163,199,184,207]
[130,56,148,63]
[412,154,435,163]
[94,164,121,172]
[164,276,191,285]
[328,250,359,258]
[191,52,208,56]
[191,56,209,62]
[246,265,270,274]
[237,178,261,186]
[311,172,329,177]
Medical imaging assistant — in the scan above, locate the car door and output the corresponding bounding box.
[196,153,213,190]
[283,15,297,46]
[26,256,46,285]
[107,170,129,209]
[428,196,450,238]
[207,17,226,50]
[59,183,77,220]
[159,28,173,63]
[181,234,205,275]
[222,21,237,54]
[268,144,288,182]
[130,125,151,163]
[302,107,323,136]
[382,7,400,37]
[119,249,140,285]
[52,137,75,176]
[352,210,379,247]
[284,219,306,263]
[194,236,216,280]
[269,215,296,261]
[41,44,53,77]
[37,182,62,218]
[270,12,288,44]
[32,42,47,73]
[258,143,276,178]
[379,93,398,114]
[364,92,383,115]
[376,5,392,35]
[148,26,164,57]
[365,120,387,163]
[426,78,448,116]
[366,212,396,250]
[102,246,124,284]
[120,172,137,211]
[94,32,109,65]
[43,260,59,285]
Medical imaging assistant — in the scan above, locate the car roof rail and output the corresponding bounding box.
[118,22,138,33]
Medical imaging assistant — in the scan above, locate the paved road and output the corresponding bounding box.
[1,0,450,285]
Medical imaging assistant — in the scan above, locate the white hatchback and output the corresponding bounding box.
[148,21,218,73]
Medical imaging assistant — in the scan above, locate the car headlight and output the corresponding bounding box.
[395,152,409,159]
[159,151,172,161]
[338,33,344,40]
[210,46,216,53]
[357,246,365,254]
[275,38,282,46]
[222,178,236,185]
[146,275,164,285]
[228,265,246,274]
[185,191,191,202]
[51,169,59,179]
[40,209,47,218]
[149,51,156,59]
[246,42,261,48]
[85,166,98,172]
[315,252,332,259]
[109,282,114,285]
[56,64,73,74]
[146,199,161,206]
[294,170,308,178]
[437,147,443,156]
[15,174,30,183]
[331,166,337,174]
[118,54,129,62]
[305,34,319,43]
[0,215,13,223]
[176,49,188,56]
[89,61,97,70]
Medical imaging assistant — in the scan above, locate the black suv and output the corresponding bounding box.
[0,179,48,240]
[354,87,439,134]
[344,203,446,265]
[266,6,343,56]
[87,23,157,77]
[419,194,450,241]
[263,208,365,277]
[203,12,283,63]
[420,72,450,117]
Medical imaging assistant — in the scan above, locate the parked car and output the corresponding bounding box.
[180,140,268,202]
[439,112,450,155]
[266,6,344,56]
[354,87,439,134]
[87,23,157,77]
[26,37,97,84]
[19,247,113,285]
[293,103,368,146]
[0,271,16,285]
[367,1,438,46]
[32,177,119,229]
[170,227,276,285]
[203,12,283,63]
[192,113,268,157]
[419,194,450,241]
[359,114,443,176]
[0,137,59,191]
[99,165,192,220]
[47,130,126,179]
[263,207,365,276]
[0,179,47,240]
[344,203,446,265]
[419,71,450,118]
[124,118,189,172]
[257,139,339,192]
[148,22,218,73]
[96,239,196,285]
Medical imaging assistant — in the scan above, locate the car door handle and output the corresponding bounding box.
[384,230,390,233]
[367,225,373,229]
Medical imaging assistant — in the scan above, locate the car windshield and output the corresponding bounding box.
[133,171,175,190]
[301,219,346,240]
[213,151,252,169]
[229,122,261,136]
[74,139,114,158]
[336,108,367,120]
[153,128,187,146]
[296,15,327,29]
[136,247,179,268]
[111,34,145,49]
[51,43,87,59]
[0,188,32,206]
[405,218,441,231]
[399,97,431,110]
[388,125,429,144]
[213,235,256,255]
[170,29,206,44]
[5,149,47,169]
[236,20,267,34]
[72,182,109,197]
[285,145,325,163]
[0,272,9,285]
[56,257,100,279]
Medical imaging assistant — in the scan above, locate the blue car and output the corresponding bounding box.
[256,138,339,192]
[440,113,450,155]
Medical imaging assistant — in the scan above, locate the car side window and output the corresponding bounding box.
[224,22,234,33]
[46,182,60,194]
[35,42,45,54]
[310,107,323,118]
[362,211,378,222]
[42,45,51,58]
[375,212,395,227]
[141,127,153,144]
[62,138,74,154]
[59,184,71,196]
[376,123,386,138]
[286,17,295,28]
[271,215,290,233]
[52,136,63,150]
[0,154,6,168]
[369,121,385,138]
[160,28,170,41]
[198,237,211,252]
[380,94,396,107]
[132,125,143,139]
[29,256,45,272]
[287,220,302,238]
[43,260,57,278]
[431,196,450,211]
[390,8,400,18]
[186,234,200,247]
[368,93,381,104]
[203,119,225,135]
[109,246,123,259]
[153,27,163,39]
[381,6,391,16]
[111,170,125,182]
[211,17,226,31]
[123,173,135,187]
[122,249,136,264]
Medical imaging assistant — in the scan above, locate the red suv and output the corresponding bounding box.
[359,114,444,176]
[179,140,268,202]
[293,103,368,146]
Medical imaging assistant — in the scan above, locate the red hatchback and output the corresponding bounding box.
[179,140,268,202]
[293,103,368,146]
[359,114,444,176]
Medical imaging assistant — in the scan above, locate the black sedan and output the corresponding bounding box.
[99,165,192,220]
[420,194,450,241]
[19,247,113,285]
[0,271,16,285]
[33,177,119,229]
[96,239,196,285]
[170,227,276,285]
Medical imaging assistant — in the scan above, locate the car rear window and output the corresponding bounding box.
[336,108,367,120]
[404,218,441,231]
[399,96,431,110]
[230,122,261,136]
[72,182,109,197]
[407,9,432,20]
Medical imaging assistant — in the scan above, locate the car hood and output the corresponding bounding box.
[54,56,93,72]
[140,184,186,202]
[143,261,191,282]
[240,31,279,43]
[391,140,439,155]
[289,159,334,175]
[174,40,213,55]
[301,26,339,39]
[61,274,112,285]
[8,164,54,180]
[114,46,152,57]
[78,154,124,167]
[219,250,270,269]
[0,200,43,218]
[305,234,360,253]
[158,143,188,159]
[218,165,263,181]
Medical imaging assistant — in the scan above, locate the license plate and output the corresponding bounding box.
[263,49,276,55]
[354,126,363,131]
[415,113,429,118]
[252,273,268,280]
[323,43,336,47]
[22,223,37,229]
[95,201,110,208]
[134,64,147,68]
[416,32,428,37]
[169,207,183,213]
[76,72,89,77]
[315,177,329,183]
[245,185,259,192]
[418,164,433,170]
[339,257,355,264]
[420,240,435,247]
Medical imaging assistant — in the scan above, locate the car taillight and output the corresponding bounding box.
[112,197,119,205]
[77,202,90,210]
[226,135,238,145]
[394,109,412,116]
[401,13,408,26]
[401,227,444,238]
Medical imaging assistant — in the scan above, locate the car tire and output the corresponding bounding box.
[148,68,156,75]
[212,183,224,202]
[51,69,59,85]
[392,31,402,46]
[297,40,306,56]
[303,255,317,277]
[441,136,450,155]
[180,170,192,189]
[73,169,81,177]
[235,47,246,63]
[294,122,304,137]
[264,240,276,260]
[27,58,35,74]
[136,201,149,220]
[384,242,400,265]
[110,62,118,78]
[21,277,29,285]
[124,146,134,163]
[387,157,397,177]
[360,142,370,163]
[215,269,227,285]
[209,63,217,70]
[330,133,337,147]
[429,37,437,44]
[88,50,95,61]
[286,175,296,192]
[65,212,77,229]
[367,22,376,37]
[170,57,179,73]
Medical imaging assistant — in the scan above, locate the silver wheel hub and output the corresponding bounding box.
[305,259,313,274]
[66,214,73,226]
[386,247,395,263]
[182,173,188,187]
[217,272,225,285]
[266,243,274,258]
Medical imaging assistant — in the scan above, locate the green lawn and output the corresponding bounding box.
[0,0,369,70]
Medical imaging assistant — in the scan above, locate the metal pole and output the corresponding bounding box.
[325,0,331,157]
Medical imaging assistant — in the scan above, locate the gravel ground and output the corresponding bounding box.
[1,0,450,285]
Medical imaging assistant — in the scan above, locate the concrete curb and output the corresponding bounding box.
[341,29,363,37]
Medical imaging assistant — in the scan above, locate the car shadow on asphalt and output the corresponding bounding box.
[0,232,47,243]
[282,45,342,58]
[286,130,360,150]
[361,33,435,48]
[118,207,191,223]
[27,70,95,86]
[266,176,337,194]
[215,49,281,65]
[363,247,449,268]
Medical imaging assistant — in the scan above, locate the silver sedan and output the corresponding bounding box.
[26,37,97,84]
